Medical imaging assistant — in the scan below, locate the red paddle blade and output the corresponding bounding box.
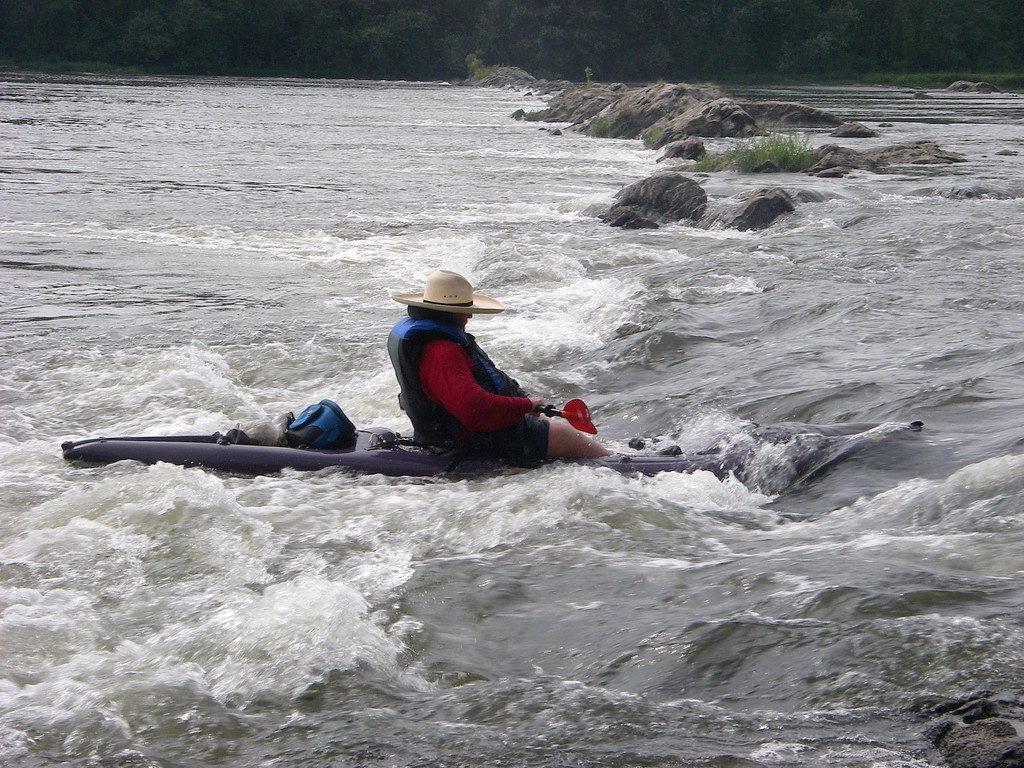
[562,399,597,434]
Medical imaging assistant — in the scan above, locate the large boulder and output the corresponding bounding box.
[579,81,723,139]
[601,173,708,229]
[647,98,758,148]
[721,188,796,231]
[737,100,844,129]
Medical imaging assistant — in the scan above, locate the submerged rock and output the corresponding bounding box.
[923,184,1016,200]
[947,80,1003,93]
[737,100,844,128]
[831,121,878,138]
[657,138,707,162]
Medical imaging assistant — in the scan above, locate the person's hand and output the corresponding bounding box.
[530,397,546,412]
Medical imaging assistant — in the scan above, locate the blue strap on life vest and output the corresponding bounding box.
[471,350,505,394]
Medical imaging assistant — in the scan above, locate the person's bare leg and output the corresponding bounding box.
[545,420,613,458]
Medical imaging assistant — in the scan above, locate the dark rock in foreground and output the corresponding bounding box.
[923,691,1024,768]
[601,173,708,229]
[601,175,794,232]
[701,187,797,231]
[725,188,796,230]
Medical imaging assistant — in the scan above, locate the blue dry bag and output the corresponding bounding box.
[286,399,357,449]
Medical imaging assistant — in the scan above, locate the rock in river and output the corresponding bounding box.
[601,172,708,229]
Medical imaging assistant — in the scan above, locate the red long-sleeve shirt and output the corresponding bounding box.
[419,339,533,436]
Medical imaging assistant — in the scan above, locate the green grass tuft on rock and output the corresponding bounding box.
[694,132,815,172]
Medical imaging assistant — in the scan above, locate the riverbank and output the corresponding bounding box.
[3,57,1023,92]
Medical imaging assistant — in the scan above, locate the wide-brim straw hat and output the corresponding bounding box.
[391,269,505,314]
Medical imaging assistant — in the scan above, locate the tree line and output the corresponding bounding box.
[2,0,1022,83]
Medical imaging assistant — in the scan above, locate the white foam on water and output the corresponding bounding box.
[489,276,641,367]
[730,453,1024,618]
[153,573,411,704]
[26,345,266,436]
[502,461,775,541]
[0,462,428,742]
[814,453,1024,537]
[703,273,764,296]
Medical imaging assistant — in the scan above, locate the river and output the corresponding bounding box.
[1,71,1023,768]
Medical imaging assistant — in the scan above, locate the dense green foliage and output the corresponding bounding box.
[694,133,816,172]
[2,0,1022,82]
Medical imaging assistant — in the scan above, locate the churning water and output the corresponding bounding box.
[1,71,1023,767]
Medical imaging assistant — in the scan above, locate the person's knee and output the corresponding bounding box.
[545,420,610,459]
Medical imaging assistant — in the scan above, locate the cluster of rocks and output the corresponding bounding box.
[479,68,1006,230]
[464,65,570,96]
[596,128,964,230]
[526,79,845,148]
[600,172,799,232]
[807,139,966,177]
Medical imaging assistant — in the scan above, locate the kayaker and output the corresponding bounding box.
[387,269,612,463]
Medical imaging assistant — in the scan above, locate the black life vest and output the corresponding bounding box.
[387,316,526,444]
